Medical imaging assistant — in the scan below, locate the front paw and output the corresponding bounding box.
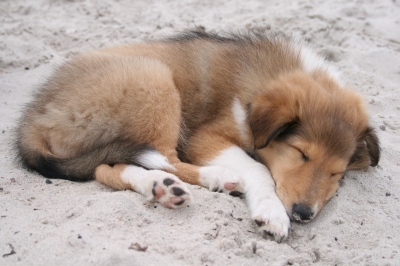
[199,166,244,197]
[252,198,291,242]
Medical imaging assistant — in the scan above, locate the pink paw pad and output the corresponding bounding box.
[224,182,238,191]
[152,178,191,209]
[151,183,165,200]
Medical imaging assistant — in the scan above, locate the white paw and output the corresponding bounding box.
[199,166,244,197]
[251,197,291,242]
[146,171,193,209]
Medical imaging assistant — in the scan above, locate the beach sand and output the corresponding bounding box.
[1,0,399,265]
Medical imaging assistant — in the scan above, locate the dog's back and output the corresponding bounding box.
[17,32,308,181]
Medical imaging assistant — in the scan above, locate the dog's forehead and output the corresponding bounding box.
[293,115,358,160]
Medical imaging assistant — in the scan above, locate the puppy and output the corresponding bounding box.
[17,31,380,242]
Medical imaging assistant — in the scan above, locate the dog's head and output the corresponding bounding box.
[249,71,380,222]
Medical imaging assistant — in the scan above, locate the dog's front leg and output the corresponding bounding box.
[206,146,290,242]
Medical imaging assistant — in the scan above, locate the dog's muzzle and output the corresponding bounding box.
[292,203,314,222]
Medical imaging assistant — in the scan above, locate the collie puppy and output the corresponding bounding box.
[17,31,380,242]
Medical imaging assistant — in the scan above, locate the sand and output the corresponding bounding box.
[1,0,399,265]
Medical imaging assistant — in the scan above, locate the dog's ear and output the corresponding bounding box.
[248,93,298,149]
[347,126,380,170]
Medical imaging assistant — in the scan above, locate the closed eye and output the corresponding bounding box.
[331,172,345,178]
[300,151,309,161]
[290,145,309,161]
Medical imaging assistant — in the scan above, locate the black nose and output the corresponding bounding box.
[292,203,314,222]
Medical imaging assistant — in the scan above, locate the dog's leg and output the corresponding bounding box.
[185,130,290,241]
[109,60,244,195]
[133,148,244,196]
[169,159,244,195]
[95,164,192,208]
[80,56,242,198]
[205,146,290,242]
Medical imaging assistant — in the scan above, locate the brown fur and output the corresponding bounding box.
[17,31,380,221]
[254,71,380,218]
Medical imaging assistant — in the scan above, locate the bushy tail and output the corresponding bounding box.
[18,139,152,181]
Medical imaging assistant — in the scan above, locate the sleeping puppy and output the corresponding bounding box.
[17,31,380,242]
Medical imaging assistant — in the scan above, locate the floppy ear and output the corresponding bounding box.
[248,93,298,149]
[347,126,380,170]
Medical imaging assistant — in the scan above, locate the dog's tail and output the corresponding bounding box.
[17,137,152,182]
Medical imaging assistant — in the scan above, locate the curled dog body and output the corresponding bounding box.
[17,31,380,241]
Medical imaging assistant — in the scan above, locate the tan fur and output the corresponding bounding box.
[95,164,132,191]
[17,32,380,221]
[254,72,379,219]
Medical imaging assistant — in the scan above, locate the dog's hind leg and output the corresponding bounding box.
[141,150,242,196]
[89,55,241,204]
[95,164,193,208]
[142,116,244,196]
[104,57,244,197]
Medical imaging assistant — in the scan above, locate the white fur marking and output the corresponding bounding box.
[300,46,342,81]
[232,98,249,143]
[199,165,241,192]
[121,165,152,196]
[206,147,276,198]
[206,146,290,241]
[290,39,342,83]
[300,46,327,73]
[121,165,193,206]
[137,150,176,171]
